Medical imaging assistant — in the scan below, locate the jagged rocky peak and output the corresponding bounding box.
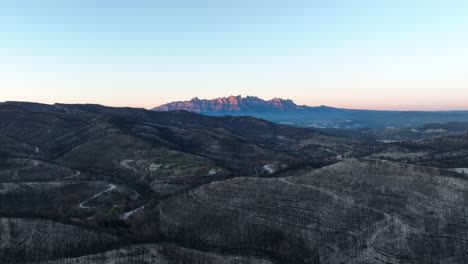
[153,95,304,113]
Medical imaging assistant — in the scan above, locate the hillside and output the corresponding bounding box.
[155,159,468,263]
[1,101,468,263]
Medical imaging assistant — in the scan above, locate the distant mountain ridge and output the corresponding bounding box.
[153,96,468,128]
[153,95,307,113]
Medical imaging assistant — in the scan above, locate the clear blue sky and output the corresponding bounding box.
[1,0,467,110]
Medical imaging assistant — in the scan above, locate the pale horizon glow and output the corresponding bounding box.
[1,1,467,111]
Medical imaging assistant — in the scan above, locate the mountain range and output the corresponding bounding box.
[154,95,468,128]
[153,95,305,113]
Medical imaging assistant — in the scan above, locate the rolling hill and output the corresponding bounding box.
[1,101,468,263]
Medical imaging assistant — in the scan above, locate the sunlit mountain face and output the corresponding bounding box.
[153,95,305,113]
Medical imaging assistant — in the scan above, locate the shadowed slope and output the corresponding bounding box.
[157,159,468,263]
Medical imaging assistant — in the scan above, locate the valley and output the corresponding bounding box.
[1,101,468,263]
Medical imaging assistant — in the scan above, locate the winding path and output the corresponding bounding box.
[79,183,117,209]
[120,204,146,220]
[263,164,275,174]
[61,170,81,180]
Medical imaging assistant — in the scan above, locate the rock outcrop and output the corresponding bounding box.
[153,95,304,113]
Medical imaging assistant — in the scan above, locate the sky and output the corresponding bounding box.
[1,0,467,110]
